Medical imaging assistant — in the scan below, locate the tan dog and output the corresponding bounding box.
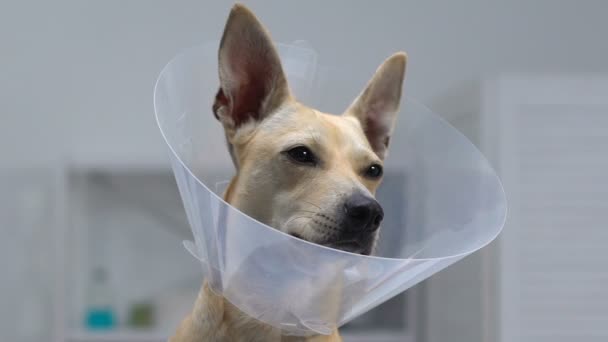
[171,4,406,341]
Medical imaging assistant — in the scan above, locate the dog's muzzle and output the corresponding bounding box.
[342,192,384,233]
[321,193,383,255]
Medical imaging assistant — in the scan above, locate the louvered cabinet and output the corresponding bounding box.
[481,75,608,342]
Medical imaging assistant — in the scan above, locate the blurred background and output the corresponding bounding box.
[1,1,607,341]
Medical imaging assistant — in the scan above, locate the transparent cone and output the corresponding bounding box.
[153,42,506,336]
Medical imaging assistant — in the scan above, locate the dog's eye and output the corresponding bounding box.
[286,146,317,165]
[365,164,383,179]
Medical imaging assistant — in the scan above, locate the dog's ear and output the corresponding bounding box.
[344,53,406,159]
[213,4,291,135]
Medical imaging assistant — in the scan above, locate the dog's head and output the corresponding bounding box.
[213,5,406,255]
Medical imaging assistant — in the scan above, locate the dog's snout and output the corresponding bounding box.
[343,193,384,232]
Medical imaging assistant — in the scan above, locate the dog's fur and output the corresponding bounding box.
[171,4,406,341]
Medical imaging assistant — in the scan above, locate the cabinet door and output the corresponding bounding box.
[482,76,608,342]
[0,167,61,342]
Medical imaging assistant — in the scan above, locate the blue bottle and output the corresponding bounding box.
[85,267,117,330]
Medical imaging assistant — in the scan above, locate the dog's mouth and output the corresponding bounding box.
[289,233,372,256]
[328,240,370,255]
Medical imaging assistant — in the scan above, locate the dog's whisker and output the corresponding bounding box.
[311,219,341,233]
[293,209,319,215]
[295,209,339,226]
[283,215,312,228]
[301,200,322,211]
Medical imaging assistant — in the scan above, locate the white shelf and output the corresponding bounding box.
[343,332,412,342]
[66,330,167,342]
[66,330,409,342]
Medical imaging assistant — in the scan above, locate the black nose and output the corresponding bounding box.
[343,193,384,232]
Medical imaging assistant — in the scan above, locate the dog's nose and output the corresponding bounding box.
[343,193,384,232]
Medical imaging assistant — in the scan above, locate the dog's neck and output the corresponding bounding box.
[222,297,341,341]
[221,176,280,336]
[212,177,341,342]
[175,282,339,342]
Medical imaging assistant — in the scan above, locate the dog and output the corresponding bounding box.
[170,3,406,341]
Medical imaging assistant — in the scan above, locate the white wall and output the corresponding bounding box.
[3,0,608,166]
[2,1,608,341]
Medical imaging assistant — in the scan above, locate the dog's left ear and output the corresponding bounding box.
[344,53,407,159]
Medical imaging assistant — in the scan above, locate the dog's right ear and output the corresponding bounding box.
[213,4,291,137]
[344,52,406,160]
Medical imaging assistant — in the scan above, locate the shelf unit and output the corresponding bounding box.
[480,75,608,342]
[65,331,410,342]
[47,163,419,342]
